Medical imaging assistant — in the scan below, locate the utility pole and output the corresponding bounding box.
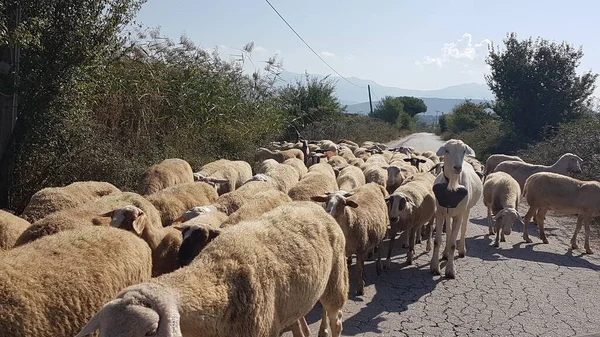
[367,85,373,114]
[0,2,20,160]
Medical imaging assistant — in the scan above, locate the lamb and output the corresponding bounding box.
[256,159,301,193]
[145,182,219,227]
[138,158,195,195]
[193,159,253,195]
[482,172,524,247]
[0,226,152,337]
[494,152,583,190]
[76,201,348,337]
[21,181,120,223]
[105,205,184,276]
[0,210,30,250]
[283,157,308,178]
[311,183,389,296]
[336,165,366,191]
[522,172,600,254]
[430,139,483,279]
[255,147,305,163]
[288,163,339,201]
[362,164,387,188]
[484,154,524,176]
[14,191,162,246]
[386,172,436,266]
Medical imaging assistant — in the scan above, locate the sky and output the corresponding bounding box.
[135,0,600,96]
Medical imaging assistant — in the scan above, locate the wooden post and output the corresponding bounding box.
[368,85,373,114]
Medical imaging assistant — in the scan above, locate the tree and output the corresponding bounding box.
[485,33,598,142]
[445,100,494,134]
[398,96,427,117]
[369,96,406,124]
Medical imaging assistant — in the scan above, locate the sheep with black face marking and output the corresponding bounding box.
[76,201,348,337]
[145,182,219,227]
[0,210,30,250]
[193,159,253,195]
[0,226,152,337]
[482,172,524,247]
[311,183,388,296]
[138,158,194,195]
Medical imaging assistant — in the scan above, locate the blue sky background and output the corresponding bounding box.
[135,0,600,96]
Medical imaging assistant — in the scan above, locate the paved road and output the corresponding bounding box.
[283,132,600,337]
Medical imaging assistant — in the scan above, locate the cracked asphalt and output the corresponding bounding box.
[283,133,600,337]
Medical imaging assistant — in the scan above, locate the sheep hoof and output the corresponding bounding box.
[488,229,495,235]
[445,269,456,279]
[542,238,549,244]
[493,241,500,248]
[430,265,441,275]
[376,261,383,275]
[441,253,448,261]
[356,288,365,296]
[383,261,391,271]
[318,329,330,337]
[524,236,532,243]
[586,249,594,254]
[500,237,506,242]
[458,251,466,258]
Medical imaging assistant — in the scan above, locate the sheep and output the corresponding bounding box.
[348,157,365,167]
[215,180,281,215]
[138,158,194,196]
[14,191,162,246]
[145,182,219,227]
[283,157,308,178]
[522,172,600,254]
[337,146,356,160]
[311,183,388,296]
[21,181,120,223]
[385,165,406,195]
[430,139,483,279]
[319,139,340,153]
[362,164,387,188]
[421,151,440,164]
[464,156,485,180]
[76,201,348,337]
[336,165,366,191]
[0,226,152,337]
[484,154,524,176]
[104,204,183,276]
[255,147,305,163]
[256,159,301,193]
[220,190,292,228]
[174,205,229,228]
[288,163,339,201]
[493,152,583,190]
[386,172,436,266]
[193,159,253,195]
[327,155,349,171]
[365,154,388,166]
[403,154,435,173]
[353,147,372,160]
[0,210,30,250]
[482,172,525,247]
[337,139,359,152]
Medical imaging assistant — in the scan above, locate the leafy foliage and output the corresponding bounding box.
[443,100,495,135]
[369,95,419,130]
[485,33,598,142]
[398,96,427,117]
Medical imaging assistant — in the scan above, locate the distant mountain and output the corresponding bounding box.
[346,97,489,116]
[275,71,495,103]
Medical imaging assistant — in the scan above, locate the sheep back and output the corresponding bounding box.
[146,182,219,227]
[483,172,521,214]
[0,210,30,250]
[138,158,194,195]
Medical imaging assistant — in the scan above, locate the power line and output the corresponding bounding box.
[264,0,366,89]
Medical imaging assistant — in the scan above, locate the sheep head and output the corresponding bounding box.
[193,174,229,189]
[557,153,583,174]
[311,190,358,217]
[436,139,475,190]
[175,223,221,267]
[174,205,217,223]
[245,174,270,184]
[102,205,146,236]
[75,283,182,337]
[403,155,427,169]
[385,192,414,223]
[493,207,523,235]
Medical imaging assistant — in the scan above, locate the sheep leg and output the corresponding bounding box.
[289,319,308,337]
[430,213,446,275]
[584,216,593,254]
[415,224,422,244]
[442,219,451,261]
[571,215,583,250]
[375,245,383,276]
[318,252,347,337]
[384,229,398,270]
[407,227,417,265]
[346,256,352,268]
[400,230,409,248]
[487,206,495,235]
[426,218,434,252]
[299,316,311,337]
[500,230,506,242]
[445,215,462,279]
[536,209,548,244]
[494,228,500,248]
[355,254,366,296]
[458,213,469,257]
[522,207,536,243]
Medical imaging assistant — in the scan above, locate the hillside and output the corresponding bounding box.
[345,97,489,115]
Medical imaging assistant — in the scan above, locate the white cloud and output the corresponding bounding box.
[345,54,355,61]
[416,33,491,67]
[321,51,335,58]
[254,46,267,53]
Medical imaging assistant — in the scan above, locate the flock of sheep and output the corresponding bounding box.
[0,136,594,337]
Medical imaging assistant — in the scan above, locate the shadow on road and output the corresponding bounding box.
[464,234,600,271]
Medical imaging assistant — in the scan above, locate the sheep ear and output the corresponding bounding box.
[403,158,411,162]
[345,200,359,208]
[75,314,100,337]
[310,195,329,203]
[419,159,427,163]
[132,211,146,235]
[465,145,476,157]
[436,146,446,156]
[100,210,114,218]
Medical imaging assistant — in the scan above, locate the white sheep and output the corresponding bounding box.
[362,164,387,189]
[138,158,195,195]
[255,147,305,163]
[76,201,348,337]
[174,205,229,228]
[0,210,30,250]
[493,152,583,190]
[145,182,219,226]
[288,163,339,201]
[256,159,301,193]
[193,159,253,195]
[336,165,366,191]
[311,183,389,296]
[484,154,524,176]
[0,226,152,337]
[283,157,308,179]
[430,139,483,279]
[482,172,524,247]
[522,172,600,254]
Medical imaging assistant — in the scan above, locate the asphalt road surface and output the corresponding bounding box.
[283,132,600,337]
